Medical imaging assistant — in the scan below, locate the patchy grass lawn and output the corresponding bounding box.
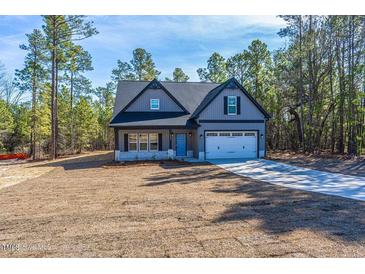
[268,152,365,177]
[1,153,365,257]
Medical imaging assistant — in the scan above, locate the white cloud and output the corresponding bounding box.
[1,15,287,86]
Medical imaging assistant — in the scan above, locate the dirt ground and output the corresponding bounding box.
[268,152,365,177]
[1,152,365,257]
[0,151,111,190]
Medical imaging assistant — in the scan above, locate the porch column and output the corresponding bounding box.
[168,129,174,159]
[114,128,119,161]
[114,128,119,150]
[168,129,172,149]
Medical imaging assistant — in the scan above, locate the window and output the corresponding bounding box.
[206,132,218,136]
[149,133,158,151]
[227,96,237,115]
[139,133,148,151]
[150,99,160,110]
[244,132,256,136]
[128,134,138,151]
[232,132,243,136]
[128,133,159,152]
[219,132,231,136]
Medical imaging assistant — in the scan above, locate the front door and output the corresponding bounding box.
[176,133,187,156]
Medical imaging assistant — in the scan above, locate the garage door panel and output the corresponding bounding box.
[205,131,257,159]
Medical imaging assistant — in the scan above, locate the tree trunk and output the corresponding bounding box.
[70,71,75,154]
[55,59,59,158]
[306,15,314,153]
[335,26,345,154]
[50,37,57,160]
[329,17,336,153]
[347,16,357,155]
[298,15,305,151]
[289,108,303,148]
[31,62,37,160]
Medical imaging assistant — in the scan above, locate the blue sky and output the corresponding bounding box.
[0,16,287,87]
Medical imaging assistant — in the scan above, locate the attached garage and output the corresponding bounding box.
[205,131,258,160]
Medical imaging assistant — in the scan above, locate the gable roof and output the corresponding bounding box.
[120,79,189,114]
[110,78,270,127]
[191,78,271,119]
[112,81,150,119]
[161,81,219,113]
[111,80,219,120]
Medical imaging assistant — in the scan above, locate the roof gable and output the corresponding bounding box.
[121,79,189,113]
[110,78,270,127]
[191,78,271,119]
[112,81,149,119]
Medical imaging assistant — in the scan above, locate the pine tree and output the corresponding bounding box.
[172,68,189,82]
[130,48,160,80]
[74,96,98,152]
[197,52,228,83]
[14,29,47,159]
[64,43,93,153]
[42,15,97,159]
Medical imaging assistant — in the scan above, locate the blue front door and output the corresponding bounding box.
[176,133,187,156]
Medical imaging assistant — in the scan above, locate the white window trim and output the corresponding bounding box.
[128,133,159,152]
[227,96,237,115]
[150,99,160,110]
[128,133,138,152]
[138,133,149,152]
[148,133,159,152]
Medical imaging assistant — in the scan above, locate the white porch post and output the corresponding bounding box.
[114,128,119,161]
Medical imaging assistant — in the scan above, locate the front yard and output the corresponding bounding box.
[1,152,365,257]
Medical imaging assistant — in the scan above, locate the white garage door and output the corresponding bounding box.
[205,131,257,159]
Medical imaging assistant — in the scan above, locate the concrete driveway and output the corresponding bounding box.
[209,159,365,201]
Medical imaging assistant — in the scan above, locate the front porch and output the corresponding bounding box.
[114,128,198,161]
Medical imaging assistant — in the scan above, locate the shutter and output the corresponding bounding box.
[124,134,128,152]
[237,96,241,115]
[158,133,163,151]
[224,96,228,115]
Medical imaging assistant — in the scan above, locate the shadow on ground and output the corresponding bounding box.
[144,164,235,186]
[144,163,365,243]
[269,155,365,177]
[212,179,365,242]
[27,152,114,170]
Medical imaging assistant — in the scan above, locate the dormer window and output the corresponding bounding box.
[150,99,160,110]
[227,96,237,115]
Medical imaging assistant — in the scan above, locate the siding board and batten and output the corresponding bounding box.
[126,88,184,112]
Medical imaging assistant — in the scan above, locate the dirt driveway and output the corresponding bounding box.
[1,152,365,257]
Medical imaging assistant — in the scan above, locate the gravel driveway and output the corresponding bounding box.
[210,159,365,201]
[1,154,365,257]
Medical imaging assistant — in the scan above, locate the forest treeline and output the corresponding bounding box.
[0,15,364,159]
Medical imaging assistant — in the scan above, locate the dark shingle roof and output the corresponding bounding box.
[112,80,219,120]
[110,112,197,128]
[161,81,219,113]
[191,78,271,119]
[110,78,270,127]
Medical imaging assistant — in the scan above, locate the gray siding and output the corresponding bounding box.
[199,88,265,120]
[170,129,195,155]
[126,88,184,112]
[118,129,196,153]
[197,122,266,154]
[196,87,267,158]
[119,129,170,151]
